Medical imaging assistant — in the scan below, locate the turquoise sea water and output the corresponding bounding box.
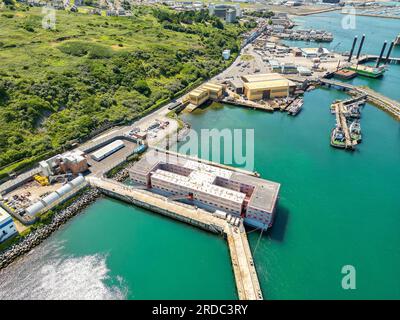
[286,12,400,102]
[181,92,400,299]
[0,13,399,300]
[0,198,237,300]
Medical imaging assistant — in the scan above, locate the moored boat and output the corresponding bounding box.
[287,98,304,116]
[330,126,346,149]
[346,64,385,78]
[349,120,362,142]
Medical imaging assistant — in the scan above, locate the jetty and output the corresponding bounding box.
[336,103,354,149]
[87,176,264,300]
[222,97,274,112]
[358,55,400,65]
[320,79,400,120]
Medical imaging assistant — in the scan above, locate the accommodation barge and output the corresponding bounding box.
[128,150,280,230]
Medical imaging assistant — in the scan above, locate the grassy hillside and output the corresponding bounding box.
[0,5,245,177]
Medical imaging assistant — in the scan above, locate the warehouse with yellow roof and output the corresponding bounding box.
[241,73,296,101]
[187,82,225,110]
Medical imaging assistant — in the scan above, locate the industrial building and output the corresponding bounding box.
[187,82,225,107]
[268,59,281,73]
[300,47,330,58]
[59,150,88,174]
[281,63,298,74]
[297,66,312,76]
[241,73,296,101]
[128,151,280,230]
[222,49,231,60]
[188,88,210,106]
[0,207,17,243]
[208,4,241,23]
[39,149,88,177]
[25,175,87,217]
[228,78,244,94]
[91,140,125,162]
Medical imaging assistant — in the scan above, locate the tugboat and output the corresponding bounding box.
[330,126,346,149]
[287,98,304,116]
[349,120,362,142]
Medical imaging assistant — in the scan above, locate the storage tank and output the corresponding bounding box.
[70,175,85,187]
[214,210,227,219]
[25,201,45,217]
[42,192,60,206]
[56,183,74,197]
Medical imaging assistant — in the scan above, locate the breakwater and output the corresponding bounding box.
[0,188,100,270]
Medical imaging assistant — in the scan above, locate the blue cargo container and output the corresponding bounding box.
[134,144,148,154]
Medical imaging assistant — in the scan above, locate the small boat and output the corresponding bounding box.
[287,98,304,116]
[349,120,362,142]
[330,126,346,149]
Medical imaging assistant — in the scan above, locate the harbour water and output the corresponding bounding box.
[288,12,400,102]
[1,12,400,299]
[181,93,400,299]
[0,199,237,300]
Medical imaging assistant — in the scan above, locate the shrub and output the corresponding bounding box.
[58,41,113,59]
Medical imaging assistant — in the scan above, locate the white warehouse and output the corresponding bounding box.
[91,140,125,162]
[0,207,17,243]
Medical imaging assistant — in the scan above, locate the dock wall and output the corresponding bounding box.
[87,177,263,300]
[319,79,400,120]
[100,188,226,235]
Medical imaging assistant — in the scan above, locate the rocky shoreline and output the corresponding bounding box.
[0,188,101,270]
[0,161,134,271]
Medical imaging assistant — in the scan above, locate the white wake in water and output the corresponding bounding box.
[0,241,128,300]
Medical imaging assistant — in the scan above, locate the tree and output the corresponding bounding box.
[133,80,151,97]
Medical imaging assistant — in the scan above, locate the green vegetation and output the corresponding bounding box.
[167,110,185,130]
[246,10,274,19]
[0,5,247,178]
[105,153,139,178]
[240,54,254,61]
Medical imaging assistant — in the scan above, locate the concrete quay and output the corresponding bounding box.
[87,176,263,300]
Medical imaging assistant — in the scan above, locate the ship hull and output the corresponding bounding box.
[347,67,385,78]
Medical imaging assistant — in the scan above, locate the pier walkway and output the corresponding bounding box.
[335,103,353,149]
[87,176,263,300]
[320,79,400,120]
[359,55,400,64]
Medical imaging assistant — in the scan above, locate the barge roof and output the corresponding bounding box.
[230,173,280,213]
